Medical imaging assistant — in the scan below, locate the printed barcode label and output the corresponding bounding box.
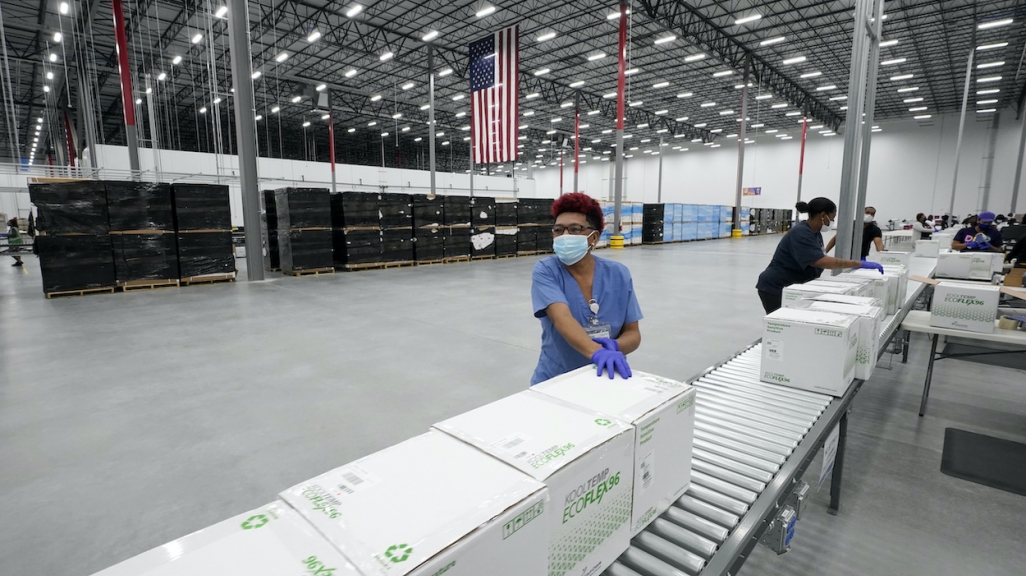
[491,432,531,456]
[342,472,364,486]
[503,437,524,450]
[335,466,374,495]
[338,485,355,495]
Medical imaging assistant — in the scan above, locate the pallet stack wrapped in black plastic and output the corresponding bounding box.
[262,190,280,271]
[106,181,179,287]
[331,192,381,269]
[170,183,235,281]
[379,193,414,264]
[516,199,555,254]
[642,204,665,244]
[412,194,444,262]
[29,181,116,296]
[494,201,518,257]
[274,188,333,274]
[443,196,472,261]
[470,197,496,259]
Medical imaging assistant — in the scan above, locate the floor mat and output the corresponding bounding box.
[941,428,1026,497]
[941,342,1026,371]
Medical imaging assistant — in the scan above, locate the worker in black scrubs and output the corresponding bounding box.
[824,206,884,258]
[756,197,884,314]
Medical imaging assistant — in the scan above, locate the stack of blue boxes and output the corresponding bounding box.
[662,204,676,242]
[680,204,696,241]
[718,206,733,238]
[738,207,752,236]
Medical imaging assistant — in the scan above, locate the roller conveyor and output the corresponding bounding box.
[606,258,936,576]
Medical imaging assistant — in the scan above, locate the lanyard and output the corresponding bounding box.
[589,299,599,325]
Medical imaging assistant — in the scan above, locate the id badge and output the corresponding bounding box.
[585,323,612,340]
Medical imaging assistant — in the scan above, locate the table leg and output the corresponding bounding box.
[828,410,849,516]
[919,334,939,417]
[902,330,910,363]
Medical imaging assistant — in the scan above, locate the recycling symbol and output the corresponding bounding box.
[595,418,612,426]
[385,543,413,563]
[240,514,269,530]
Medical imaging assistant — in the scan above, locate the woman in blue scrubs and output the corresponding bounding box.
[531,193,642,385]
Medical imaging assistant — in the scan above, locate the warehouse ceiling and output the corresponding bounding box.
[2,0,1025,173]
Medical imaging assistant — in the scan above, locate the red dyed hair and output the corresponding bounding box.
[552,192,604,231]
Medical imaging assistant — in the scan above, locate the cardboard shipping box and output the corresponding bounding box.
[434,391,634,576]
[842,269,902,314]
[807,301,884,380]
[809,293,883,310]
[869,251,912,268]
[969,252,1004,281]
[92,501,361,576]
[533,368,696,536]
[781,281,857,308]
[280,430,549,576]
[761,308,859,396]
[930,281,1001,334]
[811,276,876,298]
[936,251,973,279]
[914,239,940,258]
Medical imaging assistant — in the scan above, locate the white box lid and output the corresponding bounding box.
[532,367,692,423]
[937,281,1001,292]
[807,301,882,318]
[433,390,633,480]
[767,307,858,328]
[809,294,881,307]
[280,430,545,576]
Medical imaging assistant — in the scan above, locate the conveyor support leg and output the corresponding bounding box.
[828,411,849,516]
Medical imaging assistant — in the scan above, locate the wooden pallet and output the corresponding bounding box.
[283,267,336,276]
[516,250,548,256]
[265,267,281,272]
[443,256,471,264]
[118,278,180,291]
[45,286,115,299]
[472,254,496,261]
[495,253,518,259]
[342,261,416,271]
[415,259,446,266]
[181,273,237,286]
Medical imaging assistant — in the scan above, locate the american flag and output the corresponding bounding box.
[469,25,519,164]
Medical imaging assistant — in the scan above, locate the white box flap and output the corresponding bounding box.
[767,307,859,328]
[433,390,633,480]
[532,367,692,423]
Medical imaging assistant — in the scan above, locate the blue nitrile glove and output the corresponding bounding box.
[591,348,633,379]
[860,259,884,274]
[965,240,980,250]
[592,337,619,351]
[977,241,991,250]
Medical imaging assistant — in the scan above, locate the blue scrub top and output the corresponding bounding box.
[530,255,643,385]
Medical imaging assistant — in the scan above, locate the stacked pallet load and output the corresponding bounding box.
[170,183,235,285]
[617,203,633,246]
[380,193,414,264]
[518,198,554,254]
[695,205,714,239]
[630,202,643,245]
[275,188,333,275]
[412,194,445,263]
[331,192,381,269]
[597,201,614,248]
[443,196,472,261]
[106,181,179,290]
[29,180,116,297]
[677,204,694,241]
[494,200,518,257]
[470,196,496,259]
[642,203,664,244]
[734,206,752,236]
[718,205,734,238]
[261,190,280,271]
[780,208,794,231]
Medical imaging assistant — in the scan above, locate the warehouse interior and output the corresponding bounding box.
[2,1,1026,576]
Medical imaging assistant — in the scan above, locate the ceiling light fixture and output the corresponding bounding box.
[977,99,998,105]
[771,103,788,109]
[345,4,363,17]
[890,74,914,81]
[534,68,551,76]
[250,71,260,80]
[914,115,931,120]
[475,6,496,18]
[897,87,919,93]
[800,71,822,78]
[977,108,998,113]
[879,39,899,47]
[316,83,326,91]
[306,30,322,43]
[761,36,786,46]
[271,106,280,113]
[402,82,415,90]
[904,97,924,103]
[783,56,807,65]
[713,70,733,77]
[438,68,454,78]
[570,80,586,88]
[192,33,203,44]
[422,30,439,42]
[275,52,289,63]
[909,106,928,112]
[526,92,541,99]
[344,69,358,78]
[816,84,837,91]
[755,94,772,100]
[880,58,906,66]
[291,95,302,103]
[684,53,706,62]
[977,76,1002,83]
[587,52,606,61]
[379,51,394,62]
[977,89,1000,95]
[625,68,640,75]
[653,81,670,88]
[735,14,762,25]
[537,32,556,42]
[588,110,601,115]
[977,42,1008,51]
[978,18,1013,30]
[654,35,676,45]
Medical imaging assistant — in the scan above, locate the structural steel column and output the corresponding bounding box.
[733,54,751,233]
[111,0,140,173]
[851,0,885,259]
[573,91,580,193]
[329,109,336,194]
[612,1,628,244]
[657,137,664,203]
[1011,114,1026,213]
[949,43,974,219]
[796,113,808,220]
[427,46,437,197]
[226,0,264,281]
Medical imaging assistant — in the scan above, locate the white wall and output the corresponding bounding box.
[535,109,1026,222]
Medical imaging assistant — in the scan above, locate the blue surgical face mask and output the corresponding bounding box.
[978,222,992,231]
[553,232,593,266]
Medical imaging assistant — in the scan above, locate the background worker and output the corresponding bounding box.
[952,211,1003,253]
[824,206,884,258]
[756,198,884,314]
[912,212,934,240]
[6,218,23,267]
[530,192,642,384]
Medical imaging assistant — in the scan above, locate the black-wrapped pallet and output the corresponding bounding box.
[29,181,110,235]
[517,226,538,254]
[471,197,496,227]
[176,232,235,279]
[470,226,496,258]
[105,181,174,232]
[443,196,472,227]
[262,190,279,271]
[170,183,231,231]
[413,194,444,228]
[495,227,518,256]
[275,188,333,274]
[444,227,472,260]
[642,204,665,244]
[414,227,445,262]
[495,202,518,227]
[36,235,116,295]
[335,229,382,267]
[380,193,413,228]
[334,192,380,228]
[274,188,332,230]
[111,233,179,286]
[382,228,414,263]
[280,229,334,271]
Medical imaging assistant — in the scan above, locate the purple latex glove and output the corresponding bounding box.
[965,240,980,250]
[592,337,619,352]
[591,348,633,379]
[860,259,884,274]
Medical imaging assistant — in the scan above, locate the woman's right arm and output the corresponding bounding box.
[812,255,868,270]
[545,303,603,358]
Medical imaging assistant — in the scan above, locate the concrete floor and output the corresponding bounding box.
[1,235,1024,575]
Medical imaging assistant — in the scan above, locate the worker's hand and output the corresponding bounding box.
[965,240,980,250]
[591,348,632,380]
[977,241,992,250]
[592,337,619,352]
[859,259,884,274]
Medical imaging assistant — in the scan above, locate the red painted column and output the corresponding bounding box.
[111,0,140,172]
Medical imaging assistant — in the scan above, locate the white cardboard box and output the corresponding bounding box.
[914,240,940,258]
[532,368,696,536]
[92,501,361,576]
[882,265,909,310]
[808,293,884,309]
[930,281,1001,334]
[842,269,900,314]
[280,430,549,576]
[762,308,859,396]
[810,276,875,298]
[936,251,973,279]
[807,301,884,380]
[969,252,1004,281]
[434,391,635,576]
[781,281,856,308]
[869,251,912,267]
